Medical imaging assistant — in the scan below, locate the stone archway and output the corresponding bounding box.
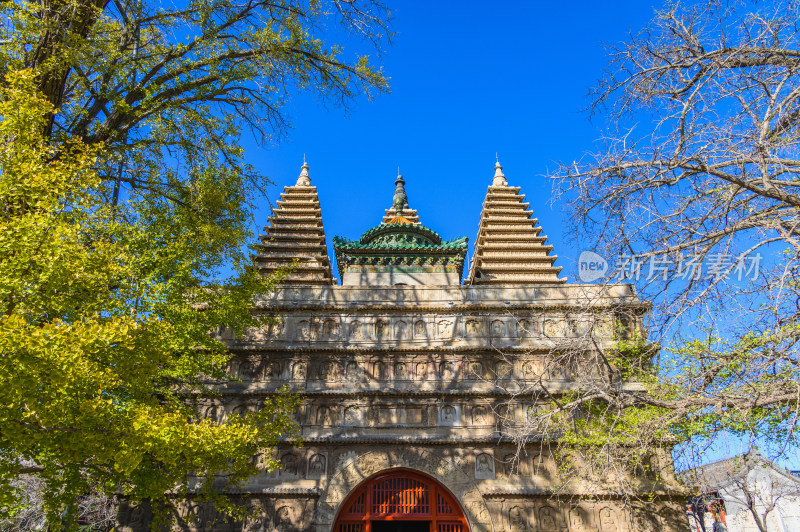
[332,469,468,532]
[315,450,494,532]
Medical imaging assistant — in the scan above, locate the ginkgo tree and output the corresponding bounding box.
[0,69,299,529]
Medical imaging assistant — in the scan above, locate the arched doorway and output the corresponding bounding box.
[332,469,469,532]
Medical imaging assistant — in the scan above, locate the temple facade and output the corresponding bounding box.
[119,161,688,531]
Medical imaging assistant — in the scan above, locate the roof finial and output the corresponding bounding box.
[297,157,311,186]
[492,156,507,187]
[393,171,407,216]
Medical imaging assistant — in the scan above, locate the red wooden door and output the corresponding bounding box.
[332,470,469,532]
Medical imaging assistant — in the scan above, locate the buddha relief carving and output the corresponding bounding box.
[508,506,528,532]
[599,507,618,530]
[495,360,512,378]
[543,319,561,337]
[349,321,363,340]
[345,360,361,381]
[517,319,532,337]
[264,361,281,378]
[491,319,506,337]
[268,320,283,339]
[316,406,332,425]
[292,362,306,380]
[465,319,481,337]
[237,359,260,381]
[394,362,408,380]
[296,320,312,341]
[373,360,387,380]
[475,452,495,479]
[413,320,427,338]
[415,362,428,380]
[318,360,338,381]
[308,453,326,478]
[440,361,456,380]
[274,505,294,532]
[436,319,453,338]
[374,320,388,339]
[394,320,407,340]
[539,506,558,530]
[279,453,299,477]
[343,406,361,425]
[569,506,590,531]
[472,405,488,424]
[321,318,338,339]
[469,361,484,378]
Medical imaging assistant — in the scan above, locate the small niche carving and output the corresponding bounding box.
[349,321,363,340]
[292,362,307,380]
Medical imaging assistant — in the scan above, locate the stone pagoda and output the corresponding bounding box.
[252,159,335,286]
[118,161,688,532]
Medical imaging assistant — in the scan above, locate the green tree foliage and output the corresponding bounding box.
[0,69,299,529]
[0,0,390,528]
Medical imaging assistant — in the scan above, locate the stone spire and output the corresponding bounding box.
[466,161,565,285]
[382,170,419,224]
[253,159,335,285]
[492,155,507,186]
[296,156,311,186]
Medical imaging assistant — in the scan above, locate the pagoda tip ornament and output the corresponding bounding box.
[296,158,311,186]
[492,158,507,187]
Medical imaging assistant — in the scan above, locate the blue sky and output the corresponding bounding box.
[243,1,660,282]
[238,1,799,471]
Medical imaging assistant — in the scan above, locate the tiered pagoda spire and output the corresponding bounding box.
[466,159,565,285]
[253,160,335,285]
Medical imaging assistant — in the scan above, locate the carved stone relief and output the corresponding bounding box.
[394,320,408,340]
[468,361,485,379]
[263,360,281,379]
[307,453,327,479]
[321,318,338,339]
[237,358,261,381]
[345,360,362,381]
[436,319,453,339]
[599,506,618,530]
[318,360,339,381]
[474,452,495,480]
[413,319,427,338]
[291,362,306,380]
[472,405,489,425]
[465,319,482,338]
[372,360,387,380]
[349,321,363,340]
[543,319,562,338]
[440,405,459,425]
[491,319,506,337]
[295,319,313,341]
[440,361,456,380]
[569,506,591,531]
[374,319,388,340]
[394,362,408,380]
[343,405,362,425]
[316,406,333,426]
[279,453,299,478]
[539,506,559,530]
[495,360,512,379]
[507,505,529,532]
[415,362,429,380]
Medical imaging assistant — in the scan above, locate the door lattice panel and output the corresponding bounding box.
[332,469,469,532]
